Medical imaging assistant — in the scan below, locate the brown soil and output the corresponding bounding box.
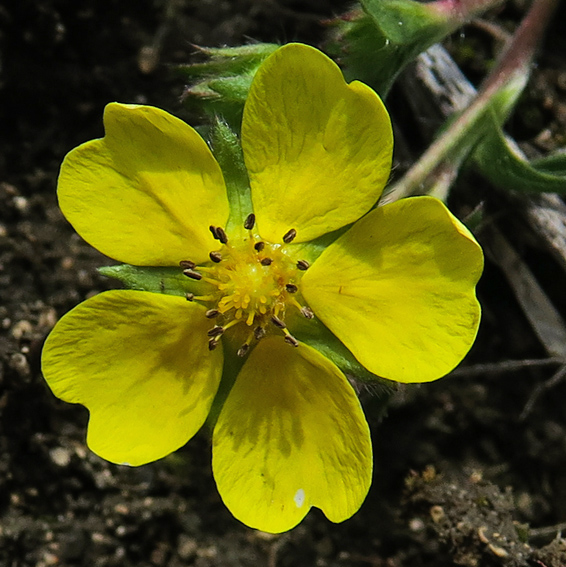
[2,1,566,566]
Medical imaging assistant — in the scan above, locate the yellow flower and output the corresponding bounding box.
[41,43,483,533]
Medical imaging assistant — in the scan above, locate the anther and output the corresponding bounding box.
[271,315,286,329]
[179,260,196,269]
[209,225,228,244]
[205,309,220,319]
[207,325,224,337]
[216,227,228,244]
[185,293,195,301]
[301,306,314,319]
[254,241,265,252]
[183,269,203,280]
[260,257,273,266]
[208,338,219,351]
[284,334,299,347]
[285,283,298,293]
[254,326,267,340]
[209,251,222,263]
[237,343,250,357]
[283,228,297,244]
[244,213,256,230]
[296,259,310,271]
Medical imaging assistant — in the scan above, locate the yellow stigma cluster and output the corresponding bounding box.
[181,215,313,356]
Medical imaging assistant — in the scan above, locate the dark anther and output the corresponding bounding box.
[209,225,219,239]
[283,228,297,244]
[244,213,256,230]
[179,260,196,269]
[216,227,228,244]
[260,257,273,266]
[205,309,220,319]
[284,334,299,347]
[271,315,286,329]
[209,225,228,244]
[285,283,298,293]
[254,241,265,252]
[185,293,195,301]
[209,251,222,263]
[237,344,250,357]
[207,325,224,337]
[296,259,310,271]
[301,306,314,319]
[208,338,219,351]
[254,326,266,340]
[183,269,203,281]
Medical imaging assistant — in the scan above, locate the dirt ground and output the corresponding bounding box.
[3,1,566,566]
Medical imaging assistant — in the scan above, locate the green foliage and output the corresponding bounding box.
[474,121,566,194]
[179,43,278,129]
[98,265,205,297]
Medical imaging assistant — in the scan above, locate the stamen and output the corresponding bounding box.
[183,269,203,281]
[205,309,220,319]
[254,326,266,340]
[285,283,298,293]
[237,343,250,357]
[244,213,256,230]
[245,310,255,326]
[283,331,299,347]
[296,259,310,271]
[271,315,286,329]
[282,228,297,244]
[216,227,228,244]
[210,225,228,244]
[185,293,194,301]
[179,260,196,269]
[301,306,314,319]
[209,251,222,263]
[254,241,265,252]
[260,257,273,266]
[207,325,224,337]
[208,338,220,351]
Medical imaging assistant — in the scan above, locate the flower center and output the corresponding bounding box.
[180,214,313,356]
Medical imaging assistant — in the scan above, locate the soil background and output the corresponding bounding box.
[2,1,566,566]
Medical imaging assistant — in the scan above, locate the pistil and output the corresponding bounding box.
[180,216,315,356]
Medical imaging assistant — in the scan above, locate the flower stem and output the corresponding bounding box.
[386,0,560,203]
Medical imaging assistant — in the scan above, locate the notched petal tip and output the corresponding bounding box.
[212,337,372,533]
[242,43,393,244]
[302,196,483,383]
[42,290,223,466]
[58,103,229,266]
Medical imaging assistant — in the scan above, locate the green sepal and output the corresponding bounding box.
[293,315,392,387]
[295,317,396,419]
[473,120,566,194]
[204,340,247,432]
[209,118,253,238]
[98,264,210,297]
[179,43,278,130]
[326,0,489,96]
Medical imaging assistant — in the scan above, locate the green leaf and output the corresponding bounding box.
[473,121,566,194]
[98,264,210,297]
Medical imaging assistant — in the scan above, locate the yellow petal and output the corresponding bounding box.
[41,290,223,465]
[212,337,372,533]
[302,196,483,383]
[242,43,392,244]
[58,103,229,265]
